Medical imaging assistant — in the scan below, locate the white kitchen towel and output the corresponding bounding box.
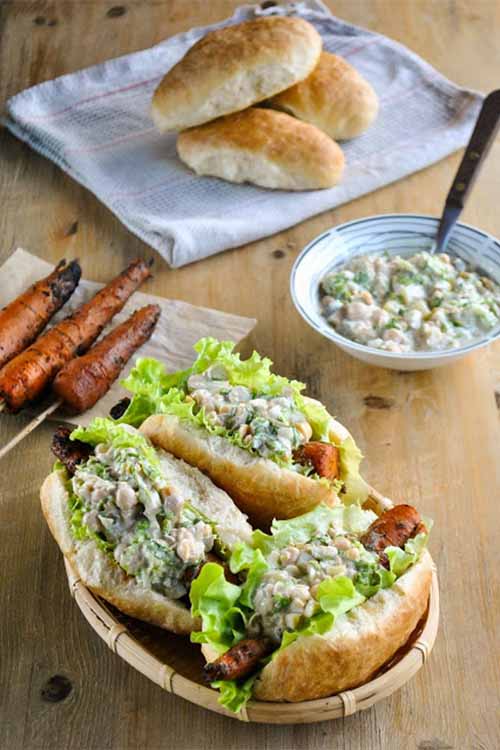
[4,1,482,268]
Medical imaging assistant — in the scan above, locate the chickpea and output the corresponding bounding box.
[345,547,360,561]
[295,420,313,442]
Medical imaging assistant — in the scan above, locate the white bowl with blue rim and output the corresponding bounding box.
[290,214,500,371]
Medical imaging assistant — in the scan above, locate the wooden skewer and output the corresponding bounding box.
[0,399,62,461]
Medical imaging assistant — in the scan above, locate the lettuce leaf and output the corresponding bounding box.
[354,560,396,597]
[386,532,429,577]
[251,504,378,553]
[70,418,159,468]
[317,575,366,617]
[229,544,268,608]
[338,436,371,504]
[211,674,258,713]
[295,396,331,441]
[279,611,335,651]
[278,576,366,652]
[189,563,246,653]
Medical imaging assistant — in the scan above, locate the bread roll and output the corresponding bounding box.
[268,52,379,140]
[151,17,322,132]
[139,405,357,528]
[252,550,432,701]
[176,108,345,191]
[40,450,252,635]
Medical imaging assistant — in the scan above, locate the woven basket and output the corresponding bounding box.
[62,490,439,724]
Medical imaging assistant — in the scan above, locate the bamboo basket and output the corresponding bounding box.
[62,489,439,724]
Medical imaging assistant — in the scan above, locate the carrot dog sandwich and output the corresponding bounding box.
[113,337,371,527]
[192,501,432,711]
[41,419,252,633]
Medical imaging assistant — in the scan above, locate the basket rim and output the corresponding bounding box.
[63,542,439,724]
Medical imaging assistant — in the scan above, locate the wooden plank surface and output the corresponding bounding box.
[1,1,499,748]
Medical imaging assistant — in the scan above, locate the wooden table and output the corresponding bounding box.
[1,1,499,748]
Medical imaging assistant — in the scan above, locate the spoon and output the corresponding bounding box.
[433,89,500,254]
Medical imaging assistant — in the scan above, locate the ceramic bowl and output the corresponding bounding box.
[290,214,500,371]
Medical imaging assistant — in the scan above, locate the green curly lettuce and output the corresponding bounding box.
[338,436,371,504]
[385,530,430,577]
[211,674,259,714]
[189,563,247,654]
[115,337,369,501]
[70,418,160,469]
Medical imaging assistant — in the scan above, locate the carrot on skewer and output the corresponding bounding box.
[0,259,81,369]
[0,258,152,412]
[53,304,160,414]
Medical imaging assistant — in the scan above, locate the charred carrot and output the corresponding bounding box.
[204,639,273,682]
[52,304,160,413]
[0,258,152,412]
[293,441,340,480]
[360,505,425,567]
[51,426,92,475]
[0,259,81,369]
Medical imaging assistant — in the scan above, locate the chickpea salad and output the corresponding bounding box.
[190,503,430,713]
[116,337,369,502]
[320,251,500,353]
[62,420,217,601]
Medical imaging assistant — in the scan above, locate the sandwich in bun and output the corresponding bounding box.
[190,501,432,711]
[41,419,252,634]
[114,338,370,527]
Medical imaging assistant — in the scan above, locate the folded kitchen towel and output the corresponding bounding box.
[4,0,482,267]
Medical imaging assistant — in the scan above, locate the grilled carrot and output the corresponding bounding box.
[51,426,92,475]
[293,441,340,479]
[360,504,425,567]
[0,259,81,369]
[52,304,160,413]
[204,638,273,682]
[0,258,152,412]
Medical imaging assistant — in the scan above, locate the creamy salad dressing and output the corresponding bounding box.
[72,444,214,599]
[320,251,500,352]
[187,367,312,463]
[247,525,378,644]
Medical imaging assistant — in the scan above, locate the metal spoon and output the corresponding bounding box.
[433,89,500,254]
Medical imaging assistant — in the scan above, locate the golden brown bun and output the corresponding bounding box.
[268,52,379,140]
[202,549,432,702]
[151,17,322,133]
[139,403,356,528]
[253,550,432,701]
[40,451,252,635]
[176,108,345,191]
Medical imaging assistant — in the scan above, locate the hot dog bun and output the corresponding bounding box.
[268,52,379,141]
[140,401,358,528]
[252,550,432,701]
[201,550,432,701]
[176,108,345,191]
[200,492,433,703]
[151,17,322,133]
[40,450,252,635]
